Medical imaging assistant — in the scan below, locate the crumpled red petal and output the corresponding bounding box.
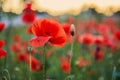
[30,36,51,47]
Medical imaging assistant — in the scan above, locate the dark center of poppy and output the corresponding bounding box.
[45,32,50,35]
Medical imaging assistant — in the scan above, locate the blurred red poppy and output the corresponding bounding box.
[26,26,33,34]
[62,23,71,36]
[103,37,117,50]
[0,22,5,32]
[76,57,90,67]
[60,57,70,73]
[17,53,28,62]
[10,43,22,53]
[22,12,36,24]
[0,48,6,59]
[62,23,72,42]
[23,3,33,12]
[78,33,94,45]
[27,57,42,72]
[97,23,109,36]
[22,3,36,24]
[30,18,66,47]
[0,40,5,48]
[114,30,120,40]
[94,36,104,45]
[95,51,104,62]
[13,35,21,42]
[0,40,6,59]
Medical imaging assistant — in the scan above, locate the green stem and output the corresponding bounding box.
[3,69,11,80]
[112,66,116,80]
[29,53,32,80]
[43,44,46,80]
[69,38,74,75]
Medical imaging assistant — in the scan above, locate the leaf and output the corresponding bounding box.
[30,36,50,47]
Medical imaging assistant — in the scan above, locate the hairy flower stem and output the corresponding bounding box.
[43,44,46,80]
[68,37,74,80]
[29,53,32,80]
[69,39,74,75]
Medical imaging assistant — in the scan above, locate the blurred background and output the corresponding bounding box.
[1,0,120,80]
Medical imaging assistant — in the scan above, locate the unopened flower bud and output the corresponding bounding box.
[70,24,75,36]
[28,46,32,53]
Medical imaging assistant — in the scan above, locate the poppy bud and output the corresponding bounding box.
[28,46,32,53]
[70,24,75,36]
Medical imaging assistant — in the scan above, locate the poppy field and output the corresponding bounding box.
[1,3,120,80]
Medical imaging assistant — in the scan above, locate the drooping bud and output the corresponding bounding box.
[70,24,75,36]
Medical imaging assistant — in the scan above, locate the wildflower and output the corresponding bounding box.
[76,57,90,67]
[60,57,70,73]
[114,30,120,40]
[0,40,6,59]
[78,33,94,45]
[27,57,42,72]
[94,35,104,45]
[22,3,36,24]
[0,22,5,32]
[30,18,66,47]
[95,46,104,62]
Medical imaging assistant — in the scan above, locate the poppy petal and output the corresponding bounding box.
[0,48,6,59]
[0,40,5,48]
[49,36,66,47]
[41,19,59,36]
[49,25,67,47]
[31,20,42,36]
[30,36,50,47]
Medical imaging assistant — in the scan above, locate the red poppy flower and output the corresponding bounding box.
[62,23,73,42]
[95,51,104,62]
[0,48,6,59]
[10,43,22,53]
[114,30,120,40]
[30,18,67,47]
[103,18,115,32]
[27,57,41,72]
[62,23,71,36]
[103,37,117,49]
[97,23,109,36]
[23,3,33,12]
[22,12,36,24]
[22,3,36,24]
[94,36,104,45]
[76,57,90,67]
[26,26,33,34]
[0,22,5,32]
[17,53,28,62]
[0,40,5,48]
[78,33,94,45]
[60,57,70,73]
[13,35,21,42]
